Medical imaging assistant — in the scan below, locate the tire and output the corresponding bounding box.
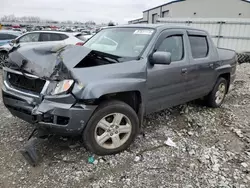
[83,100,139,155]
[0,51,8,68]
[237,53,250,64]
[205,77,228,108]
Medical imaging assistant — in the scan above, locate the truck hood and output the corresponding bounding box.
[8,44,93,81]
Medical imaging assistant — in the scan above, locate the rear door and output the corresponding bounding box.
[146,29,190,114]
[186,30,218,100]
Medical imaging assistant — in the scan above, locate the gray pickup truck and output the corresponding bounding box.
[2,24,237,156]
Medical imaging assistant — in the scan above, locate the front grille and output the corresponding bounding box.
[7,72,45,94]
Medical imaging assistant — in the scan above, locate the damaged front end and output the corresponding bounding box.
[2,44,102,166]
[3,44,98,134]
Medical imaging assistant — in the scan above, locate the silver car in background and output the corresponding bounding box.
[0,31,92,67]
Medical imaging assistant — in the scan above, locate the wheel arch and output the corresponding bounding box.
[82,90,144,127]
[0,49,8,54]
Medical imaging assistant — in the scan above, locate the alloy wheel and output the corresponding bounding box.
[215,83,226,105]
[94,113,132,149]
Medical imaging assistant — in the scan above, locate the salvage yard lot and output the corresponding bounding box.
[0,64,250,188]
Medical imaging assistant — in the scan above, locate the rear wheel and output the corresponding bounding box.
[0,51,8,68]
[83,100,139,155]
[205,77,228,108]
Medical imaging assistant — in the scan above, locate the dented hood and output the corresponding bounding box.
[8,44,92,81]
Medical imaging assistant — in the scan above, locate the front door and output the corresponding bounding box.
[17,32,40,46]
[146,29,190,114]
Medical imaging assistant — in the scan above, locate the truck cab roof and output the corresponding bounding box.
[106,24,208,34]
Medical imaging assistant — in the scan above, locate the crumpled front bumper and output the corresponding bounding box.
[2,79,97,135]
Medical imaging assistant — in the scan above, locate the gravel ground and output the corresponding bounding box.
[0,64,250,188]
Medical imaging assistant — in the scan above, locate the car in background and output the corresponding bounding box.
[0,31,90,67]
[80,29,92,35]
[0,30,21,66]
[77,34,93,43]
[0,30,21,46]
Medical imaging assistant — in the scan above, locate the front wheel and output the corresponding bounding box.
[83,100,139,155]
[205,77,228,108]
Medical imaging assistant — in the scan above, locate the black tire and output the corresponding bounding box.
[83,100,139,156]
[237,53,250,64]
[0,51,8,68]
[205,77,228,108]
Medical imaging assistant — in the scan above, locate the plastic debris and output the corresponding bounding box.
[134,156,141,162]
[164,138,177,148]
[88,155,98,165]
[88,156,95,164]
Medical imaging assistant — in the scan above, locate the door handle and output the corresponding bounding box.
[209,63,214,68]
[181,68,188,74]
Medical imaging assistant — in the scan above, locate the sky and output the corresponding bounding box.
[1,0,172,23]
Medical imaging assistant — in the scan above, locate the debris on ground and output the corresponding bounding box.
[164,138,177,148]
[134,156,141,162]
[88,155,96,164]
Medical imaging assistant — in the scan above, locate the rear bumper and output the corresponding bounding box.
[2,84,97,135]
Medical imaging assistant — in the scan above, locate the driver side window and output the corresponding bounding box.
[157,35,184,62]
[19,33,40,43]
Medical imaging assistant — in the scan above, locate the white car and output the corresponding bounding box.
[76,34,93,42]
[0,31,92,67]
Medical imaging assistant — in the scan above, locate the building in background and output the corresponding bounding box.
[129,0,250,24]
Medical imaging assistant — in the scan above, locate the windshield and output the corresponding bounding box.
[84,27,154,58]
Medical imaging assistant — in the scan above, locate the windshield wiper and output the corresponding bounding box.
[93,51,121,63]
[101,56,119,63]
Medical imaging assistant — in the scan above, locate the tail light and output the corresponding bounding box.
[76,42,84,46]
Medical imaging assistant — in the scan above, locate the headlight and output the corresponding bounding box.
[51,80,74,95]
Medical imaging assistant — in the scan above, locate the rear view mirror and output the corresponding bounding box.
[150,51,171,65]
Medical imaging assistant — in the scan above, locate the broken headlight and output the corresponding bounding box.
[51,80,74,95]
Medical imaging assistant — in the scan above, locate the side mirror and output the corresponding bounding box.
[150,51,171,65]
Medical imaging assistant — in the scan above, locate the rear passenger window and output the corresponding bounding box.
[40,33,51,41]
[157,35,184,62]
[189,35,209,58]
[40,33,68,41]
[50,33,63,41]
[59,34,68,40]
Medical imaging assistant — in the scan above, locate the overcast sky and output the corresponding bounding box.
[1,0,172,23]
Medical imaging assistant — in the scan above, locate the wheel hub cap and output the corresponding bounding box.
[215,83,226,104]
[94,113,132,149]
